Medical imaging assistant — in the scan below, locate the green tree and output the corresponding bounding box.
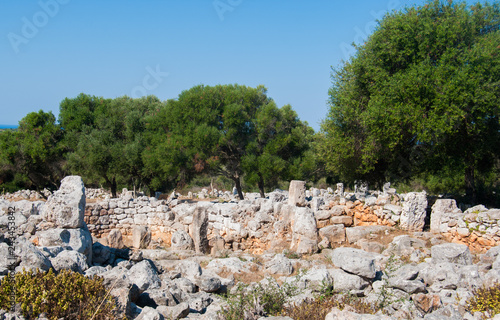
[0,110,65,192]
[60,94,158,197]
[242,103,315,197]
[321,0,500,202]
[150,84,312,199]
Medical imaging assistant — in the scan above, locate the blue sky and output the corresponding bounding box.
[0,0,478,131]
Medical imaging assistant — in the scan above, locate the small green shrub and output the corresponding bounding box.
[0,268,117,320]
[466,282,500,319]
[218,278,300,320]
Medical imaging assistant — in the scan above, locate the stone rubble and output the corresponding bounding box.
[1,177,500,319]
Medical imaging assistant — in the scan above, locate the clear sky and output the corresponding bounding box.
[0,0,479,131]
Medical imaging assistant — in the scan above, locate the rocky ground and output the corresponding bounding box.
[1,177,500,319]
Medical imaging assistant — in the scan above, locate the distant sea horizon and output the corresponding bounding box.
[0,124,18,129]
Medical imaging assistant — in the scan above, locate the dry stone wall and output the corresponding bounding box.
[82,182,500,254]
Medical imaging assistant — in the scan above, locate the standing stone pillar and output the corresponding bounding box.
[192,206,209,254]
[288,180,306,207]
[400,191,428,231]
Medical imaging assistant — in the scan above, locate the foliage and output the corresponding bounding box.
[466,282,500,319]
[218,277,300,320]
[0,110,65,192]
[321,0,500,202]
[279,293,376,320]
[149,84,314,199]
[61,94,161,197]
[0,269,117,320]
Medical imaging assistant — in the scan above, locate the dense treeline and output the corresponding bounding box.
[320,0,500,205]
[1,1,498,205]
[0,85,320,199]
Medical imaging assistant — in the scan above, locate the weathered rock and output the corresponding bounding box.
[287,268,333,291]
[175,260,203,282]
[291,207,318,254]
[383,235,426,256]
[108,229,125,249]
[16,239,51,272]
[173,277,197,293]
[36,227,93,263]
[329,268,370,292]
[132,226,151,249]
[137,288,177,308]
[92,242,113,265]
[265,254,293,275]
[157,302,190,320]
[127,260,161,293]
[345,226,390,244]
[412,293,442,314]
[431,243,472,265]
[192,205,209,254]
[41,176,85,228]
[423,304,462,320]
[50,250,89,273]
[186,291,213,313]
[330,247,377,279]
[288,180,306,207]
[319,225,345,244]
[171,230,194,251]
[430,199,462,233]
[197,275,221,293]
[135,306,164,320]
[400,191,427,231]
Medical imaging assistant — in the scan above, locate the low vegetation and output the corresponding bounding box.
[0,269,117,320]
[466,282,500,319]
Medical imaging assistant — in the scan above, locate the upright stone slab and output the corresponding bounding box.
[430,199,462,233]
[108,229,125,249]
[41,176,85,228]
[400,191,428,231]
[288,180,306,207]
[132,226,151,249]
[192,206,209,254]
[291,207,318,254]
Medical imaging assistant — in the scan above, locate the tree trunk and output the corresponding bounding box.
[258,175,265,198]
[465,164,477,204]
[110,177,117,199]
[233,176,244,200]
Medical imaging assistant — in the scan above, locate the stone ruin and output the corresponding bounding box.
[1,176,500,319]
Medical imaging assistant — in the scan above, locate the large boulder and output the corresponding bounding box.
[50,250,89,273]
[329,268,371,292]
[291,207,318,254]
[35,227,93,263]
[330,247,378,279]
[16,238,52,272]
[400,191,427,231]
[127,260,161,293]
[41,176,86,228]
[288,180,306,207]
[430,199,462,233]
[431,243,472,265]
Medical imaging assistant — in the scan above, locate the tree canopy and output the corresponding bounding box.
[321,0,500,202]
